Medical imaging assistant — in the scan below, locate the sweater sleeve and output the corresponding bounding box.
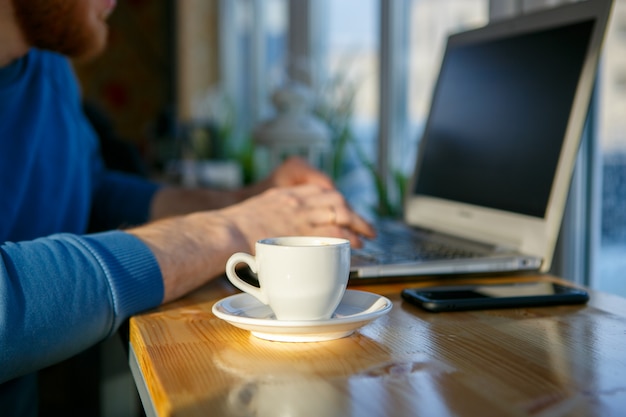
[89,168,161,232]
[0,231,163,383]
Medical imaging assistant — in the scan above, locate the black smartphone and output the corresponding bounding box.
[401,281,589,312]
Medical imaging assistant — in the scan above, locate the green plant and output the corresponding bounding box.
[313,70,358,181]
[351,137,407,218]
[313,69,407,218]
[188,88,256,184]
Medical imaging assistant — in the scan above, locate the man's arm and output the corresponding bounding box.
[0,232,163,383]
[149,157,337,220]
[1,181,373,383]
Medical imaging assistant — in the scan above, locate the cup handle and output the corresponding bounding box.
[225,252,269,305]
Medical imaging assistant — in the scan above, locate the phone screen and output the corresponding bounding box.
[401,282,589,312]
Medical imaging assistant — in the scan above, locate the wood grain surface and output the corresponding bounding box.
[130,274,626,417]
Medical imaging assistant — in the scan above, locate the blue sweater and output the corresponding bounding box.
[0,49,165,413]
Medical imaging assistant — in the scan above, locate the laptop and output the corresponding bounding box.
[350,0,613,280]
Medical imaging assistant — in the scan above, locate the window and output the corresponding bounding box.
[221,0,488,213]
[219,0,288,133]
[321,0,380,214]
[310,0,488,217]
[596,0,626,297]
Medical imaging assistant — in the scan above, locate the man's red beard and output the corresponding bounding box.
[11,0,109,60]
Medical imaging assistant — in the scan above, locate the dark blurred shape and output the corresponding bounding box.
[83,100,148,177]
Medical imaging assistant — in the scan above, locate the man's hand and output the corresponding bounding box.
[264,157,335,189]
[219,183,375,252]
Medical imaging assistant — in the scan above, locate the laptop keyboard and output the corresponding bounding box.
[352,222,483,265]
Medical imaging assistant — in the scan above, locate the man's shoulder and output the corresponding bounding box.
[24,48,78,97]
[28,48,72,73]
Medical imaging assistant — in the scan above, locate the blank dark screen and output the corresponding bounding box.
[413,20,594,218]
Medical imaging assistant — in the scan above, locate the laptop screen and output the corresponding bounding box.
[413,19,595,218]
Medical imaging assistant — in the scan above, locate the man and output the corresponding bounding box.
[0,0,375,414]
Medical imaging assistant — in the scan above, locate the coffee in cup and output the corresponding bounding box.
[225,236,351,321]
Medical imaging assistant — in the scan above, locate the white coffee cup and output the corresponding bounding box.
[225,236,351,321]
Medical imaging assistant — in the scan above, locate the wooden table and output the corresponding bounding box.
[129,274,626,417]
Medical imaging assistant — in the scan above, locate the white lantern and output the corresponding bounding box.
[253,82,331,178]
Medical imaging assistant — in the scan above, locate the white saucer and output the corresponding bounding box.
[212,289,392,342]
